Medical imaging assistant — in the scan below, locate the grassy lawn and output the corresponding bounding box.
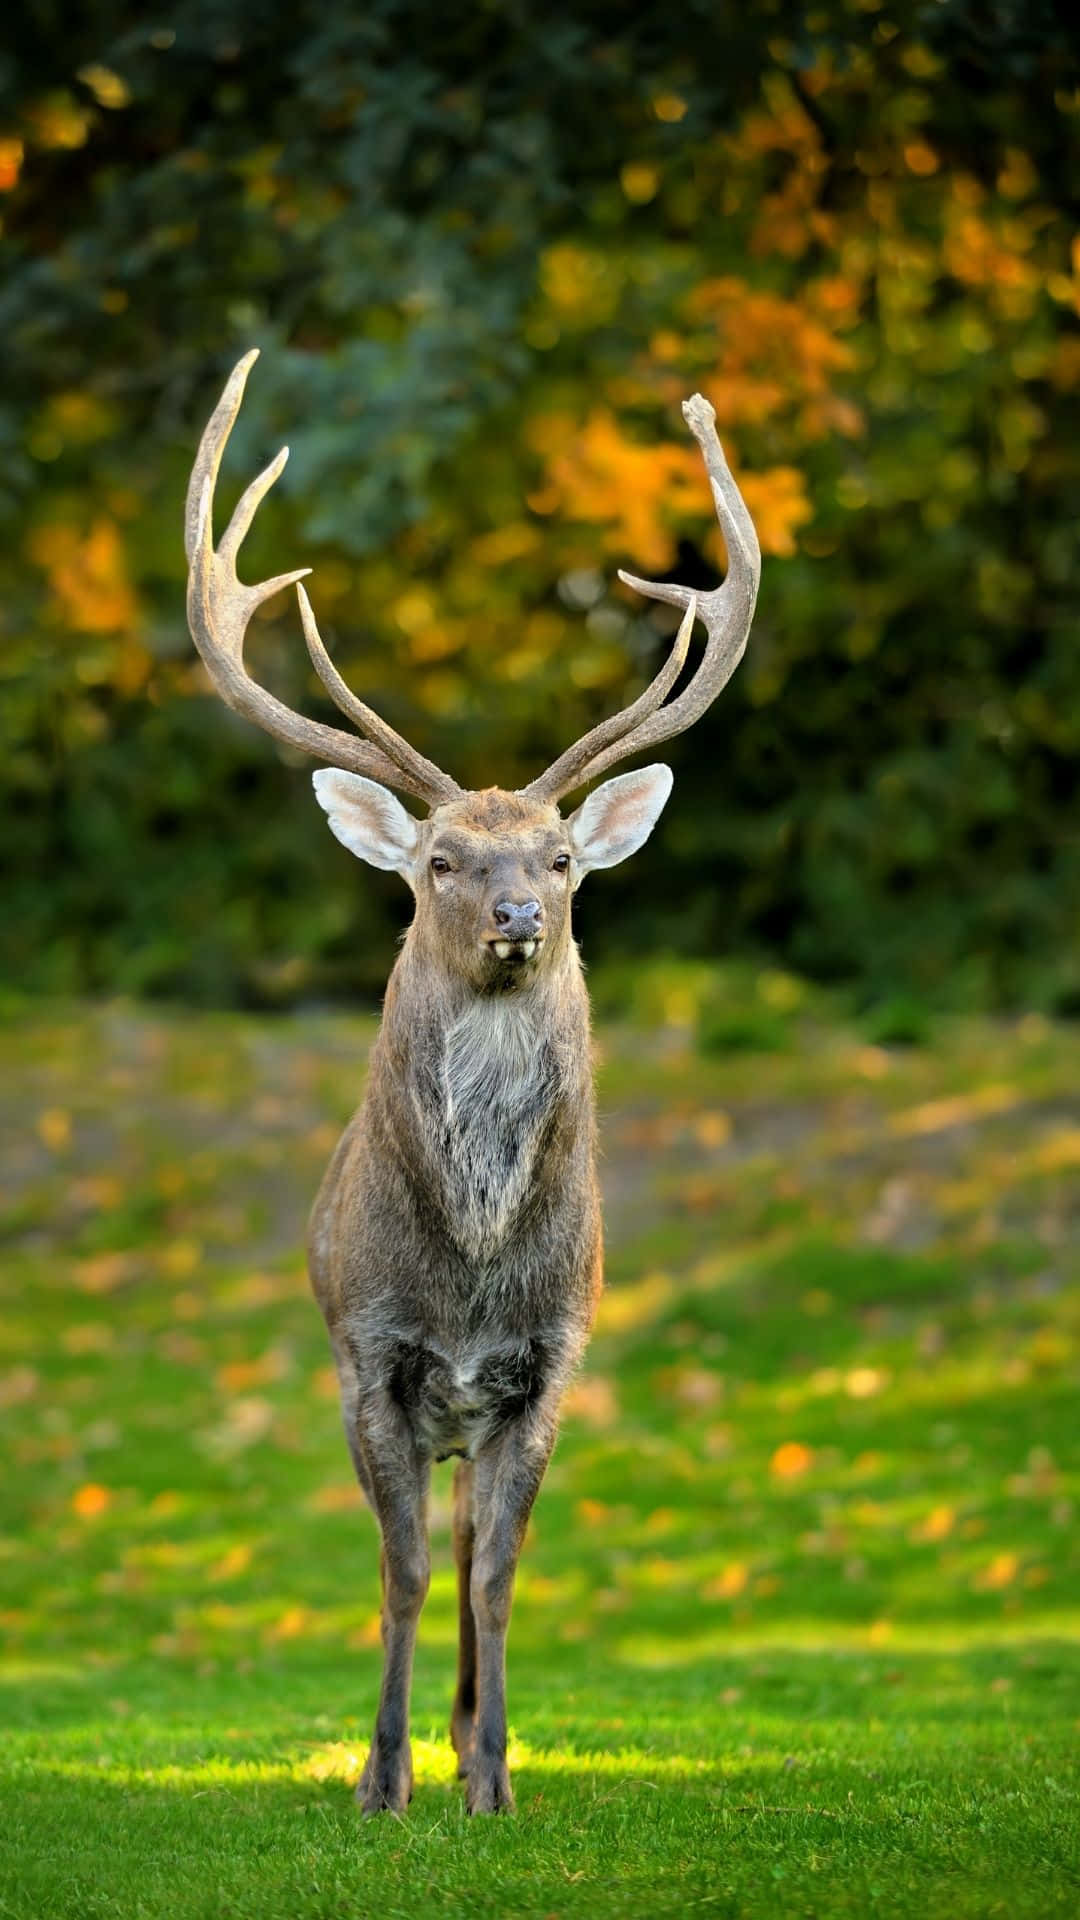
[1,989,1078,1918]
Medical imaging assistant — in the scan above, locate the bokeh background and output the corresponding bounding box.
[3,8,1080,1917]
[3,0,1078,1015]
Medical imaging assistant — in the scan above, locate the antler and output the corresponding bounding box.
[184,350,462,808]
[522,395,761,803]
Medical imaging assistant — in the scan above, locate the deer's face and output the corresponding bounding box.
[418,790,571,989]
[312,767,673,992]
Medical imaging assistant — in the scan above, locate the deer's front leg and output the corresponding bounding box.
[466,1407,558,1815]
[350,1390,430,1815]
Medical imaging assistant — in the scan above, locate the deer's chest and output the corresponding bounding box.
[426,1000,559,1262]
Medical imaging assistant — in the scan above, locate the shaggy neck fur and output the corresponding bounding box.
[437,993,560,1262]
[380,939,586,1267]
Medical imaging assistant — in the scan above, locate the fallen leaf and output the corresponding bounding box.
[266,1605,309,1642]
[215,1348,289,1393]
[845,1367,888,1399]
[0,1367,39,1408]
[210,1544,253,1581]
[575,1497,615,1527]
[308,1482,363,1514]
[562,1375,618,1427]
[770,1441,813,1479]
[595,1271,673,1335]
[159,1239,202,1278]
[889,1084,1022,1137]
[72,1482,110,1518]
[695,1109,733,1148]
[37,1107,72,1150]
[702,1563,749,1599]
[910,1505,955,1543]
[61,1325,114,1356]
[973,1552,1019,1592]
[643,1507,675,1536]
[346,1615,383,1650]
[74,1253,137,1294]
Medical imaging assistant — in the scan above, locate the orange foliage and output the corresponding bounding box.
[28,518,139,633]
[727,73,831,259]
[535,411,815,567]
[0,137,24,191]
[537,411,703,570]
[736,468,814,559]
[686,280,860,437]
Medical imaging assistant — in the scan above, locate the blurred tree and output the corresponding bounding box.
[1,1,1078,1006]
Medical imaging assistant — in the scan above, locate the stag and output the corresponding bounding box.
[184,352,760,1814]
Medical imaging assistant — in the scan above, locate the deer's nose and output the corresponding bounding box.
[492,898,543,939]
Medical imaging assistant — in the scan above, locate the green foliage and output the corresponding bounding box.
[2,3,1080,1005]
[861,993,935,1048]
[697,968,810,1055]
[2,1002,1079,1915]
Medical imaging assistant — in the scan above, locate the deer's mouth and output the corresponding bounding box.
[485,936,544,963]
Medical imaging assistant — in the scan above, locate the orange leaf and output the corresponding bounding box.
[575,1498,615,1527]
[72,1482,110,1518]
[702,1562,749,1599]
[770,1441,813,1479]
[266,1605,309,1642]
[210,1544,253,1581]
[346,1615,383,1650]
[562,1376,618,1428]
[910,1505,955,1543]
[973,1552,1019,1592]
[307,1482,363,1515]
[36,1108,72,1151]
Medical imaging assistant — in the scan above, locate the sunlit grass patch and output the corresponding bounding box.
[0,1001,1078,1917]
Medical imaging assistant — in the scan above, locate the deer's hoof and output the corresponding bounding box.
[466,1761,515,1815]
[356,1745,412,1816]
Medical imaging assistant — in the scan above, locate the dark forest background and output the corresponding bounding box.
[2,0,1078,1011]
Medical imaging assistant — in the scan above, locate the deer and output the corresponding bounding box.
[184,351,760,1815]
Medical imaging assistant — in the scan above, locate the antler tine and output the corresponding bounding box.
[296,584,460,805]
[520,595,697,802]
[524,394,761,804]
[185,351,461,808]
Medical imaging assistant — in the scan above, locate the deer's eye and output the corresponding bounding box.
[430,856,451,876]
[552,852,570,874]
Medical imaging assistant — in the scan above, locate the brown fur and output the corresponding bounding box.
[308,784,606,1814]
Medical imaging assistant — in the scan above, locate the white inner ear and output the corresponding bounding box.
[312,769,419,883]
[568,764,674,879]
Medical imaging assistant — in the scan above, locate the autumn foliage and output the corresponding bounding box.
[2,3,1078,1006]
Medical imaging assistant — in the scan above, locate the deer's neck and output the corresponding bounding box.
[376,944,592,1263]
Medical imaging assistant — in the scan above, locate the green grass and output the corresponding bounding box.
[1,996,1078,1918]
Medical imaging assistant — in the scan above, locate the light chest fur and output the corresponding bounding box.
[426,995,561,1264]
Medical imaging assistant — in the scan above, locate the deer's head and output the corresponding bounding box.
[185,353,760,990]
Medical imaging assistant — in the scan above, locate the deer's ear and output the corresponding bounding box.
[312,770,419,883]
[567,764,673,880]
